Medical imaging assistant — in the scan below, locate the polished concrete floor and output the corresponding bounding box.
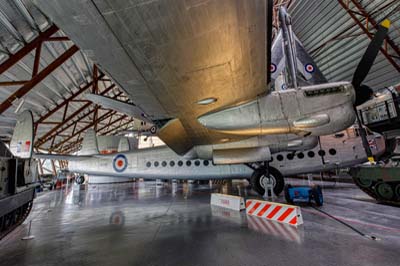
[1,179,399,266]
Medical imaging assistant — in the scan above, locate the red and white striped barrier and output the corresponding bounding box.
[247,215,303,243]
[211,193,245,211]
[245,199,303,226]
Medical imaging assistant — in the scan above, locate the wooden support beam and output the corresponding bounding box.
[51,110,116,151]
[0,80,29,86]
[39,121,61,125]
[35,73,105,124]
[62,102,69,121]
[350,0,400,59]
[0,45,79,114]
[0,24,59,75]
[338,0,400,73]
[101,118,133,136]
[97,115,128,134]
[35,85,116,147]
[32,42,42,77]
[92,65,99,132]
[46,36,70,42]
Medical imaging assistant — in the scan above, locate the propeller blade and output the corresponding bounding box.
[266,0,273,85]
[354,84,374,106]
[352,19,391,89]
[353,106,374,162]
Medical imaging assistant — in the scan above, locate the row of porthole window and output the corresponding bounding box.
[146,148,337,167]
[146,160,211,168]
[275,148,337,162]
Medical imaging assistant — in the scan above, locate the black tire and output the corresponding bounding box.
[284,184,294,204]
[76,176,85,185]
[250,167,284,196]
[312,185,323,206]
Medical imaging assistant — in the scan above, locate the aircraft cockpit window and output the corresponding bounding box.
[186,161,192,166]
[178,161,183,166]
[308,151,315,158]
[277,155,284,161]
[170,161,175,167]
[203,160,209,166]
[162,161,167,167]
[297,152,304,159]
[154,161,159,167]
[146,162,151,168]
[194,160,200,166]
[318,150,326,157]
[329,149,337,155]
[334,133,345,138]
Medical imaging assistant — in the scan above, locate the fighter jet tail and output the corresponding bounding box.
[271,29,327,90]
[10,110,34,159]
[78,129,98,155]
[271,7,327,90]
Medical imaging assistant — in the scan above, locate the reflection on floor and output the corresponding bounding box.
[0,179,399,266]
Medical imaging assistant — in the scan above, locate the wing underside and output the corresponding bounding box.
[35,0,271,154]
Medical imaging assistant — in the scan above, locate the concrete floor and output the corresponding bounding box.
[0,179,399,266]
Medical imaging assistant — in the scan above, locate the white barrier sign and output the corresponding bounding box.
[246,199,304,227]
[210,193,245,211]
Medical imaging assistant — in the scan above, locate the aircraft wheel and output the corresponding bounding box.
[75,176,85,185]
[250,167,284,196]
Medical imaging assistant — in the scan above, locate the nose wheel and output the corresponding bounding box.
[250,166,284,196]
[75,175,85,185]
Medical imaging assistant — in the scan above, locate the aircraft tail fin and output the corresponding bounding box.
[117,137,139,152]
[78,129,98,155]
[293,33,327,84]
[10,110,34,159]
[271,29,327,89]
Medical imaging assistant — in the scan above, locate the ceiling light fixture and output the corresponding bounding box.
[197,97,217,105]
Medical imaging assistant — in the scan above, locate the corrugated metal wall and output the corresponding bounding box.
[289,0,400,89]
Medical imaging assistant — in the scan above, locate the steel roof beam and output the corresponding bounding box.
[100,118,133,136]
[0,44,79,114]
[35,73,105,124]
[36,85,117,148]
[51,110,116,151]
[0,24,58,75]
[97,115,128,134]
[338,0,400,73]
[350,0,400,60]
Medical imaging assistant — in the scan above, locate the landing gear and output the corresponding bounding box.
[250,166,284,196]
[75,175,85,185]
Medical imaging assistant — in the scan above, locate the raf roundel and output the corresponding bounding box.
[305,63,315,73]
[150,126,157,134]
[270,63,277,73]
[113,154,128,173]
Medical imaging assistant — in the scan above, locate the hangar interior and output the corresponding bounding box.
[0,1,399,266]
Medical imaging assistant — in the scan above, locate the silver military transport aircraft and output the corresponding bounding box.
[33,0,390,195]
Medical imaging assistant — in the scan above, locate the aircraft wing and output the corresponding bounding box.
[85,94,153,124]
[36,0,272,155]
[33,153,93,161]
